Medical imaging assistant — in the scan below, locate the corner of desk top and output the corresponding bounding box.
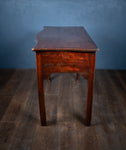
[32,48,35,51]
[96,48,100,52]
[32,48,38,52]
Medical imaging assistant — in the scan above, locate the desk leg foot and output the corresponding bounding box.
[76,73,79,81]
[48,76,51,84]
[85,77,94,126]
[39,93,46,126]
[85,53,96,126]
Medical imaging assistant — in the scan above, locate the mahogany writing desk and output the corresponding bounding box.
[32,26,99,126]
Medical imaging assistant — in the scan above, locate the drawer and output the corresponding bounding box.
[41,52,90,74]
[61,52,89,66]
[42,52,62,64]
[42,52,89,67]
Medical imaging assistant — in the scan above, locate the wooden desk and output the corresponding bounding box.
[32,26,99,126]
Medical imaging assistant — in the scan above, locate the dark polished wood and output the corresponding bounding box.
[0,69,126,150]
[36,53,46,125]
[32,26,99,52]
[86,53,96,125]
[32,26,99,126]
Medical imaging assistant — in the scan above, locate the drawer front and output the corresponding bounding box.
[42,52,62,64]
[42,52,89,73]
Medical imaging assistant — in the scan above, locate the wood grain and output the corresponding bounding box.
[33,26,98,126]
[35,51,96,125]
[36,53,46,125]
[0,69,126,150]
[32,26,99,52]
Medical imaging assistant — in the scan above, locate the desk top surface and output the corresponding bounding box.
[32,26,99,52]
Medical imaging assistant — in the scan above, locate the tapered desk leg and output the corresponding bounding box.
[86,53,96,126]
[36,52,46,126]
[76,73,79,81]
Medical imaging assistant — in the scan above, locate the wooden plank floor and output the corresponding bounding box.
[0,69,126,150]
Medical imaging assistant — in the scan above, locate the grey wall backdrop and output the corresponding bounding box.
[0,0,126,69]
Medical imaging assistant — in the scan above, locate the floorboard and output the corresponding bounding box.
[0,69,126,150]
